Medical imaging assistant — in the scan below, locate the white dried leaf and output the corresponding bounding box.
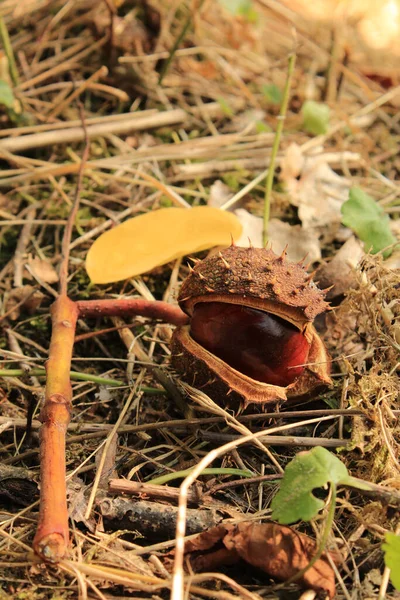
[234,209,321,263]
[208,180,233,208]
[95,386,113,403]
[268,218,321,263]
[234,208,263,247]
[280,143,350,238]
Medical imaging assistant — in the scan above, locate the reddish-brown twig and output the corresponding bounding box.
[76,298,188,326]
[33,107,89,562]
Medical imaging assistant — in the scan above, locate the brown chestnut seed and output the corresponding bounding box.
[190,302,310,387]
[171,246,332,407]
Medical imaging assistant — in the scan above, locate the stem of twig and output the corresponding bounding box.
[33,107,89,562]
[32,296,78,561]
[262,52,296,246]
[158,0,206,85]
[59,106,89,296]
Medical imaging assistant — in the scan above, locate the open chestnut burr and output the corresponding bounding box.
[171,246,332,408]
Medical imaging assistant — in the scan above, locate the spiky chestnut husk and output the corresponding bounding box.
[171,246,332,407]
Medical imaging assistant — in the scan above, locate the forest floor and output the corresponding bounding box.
[0,1,399,599]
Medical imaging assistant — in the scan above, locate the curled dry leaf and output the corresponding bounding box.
[384,248,400,271]
[5,285,45,320]
[182,522,336,599]
[93,5,159,55]
[26,256,59,284]
[67,478,97,533]
[235,209,322,263]
[316,236,365,299]
[86,207,242,284]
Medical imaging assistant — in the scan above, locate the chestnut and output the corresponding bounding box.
[171,246,332,408]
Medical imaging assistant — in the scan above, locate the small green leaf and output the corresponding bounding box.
[341,187,397,258]
[270,447,349,524]
[255,120,272,133]
[383,533,400,590]
[218,0,256,20]
[0,80,15,109]
[218,0,244,13]
[262,84,282,105]
[217,97,234,118]
[301,100,330,135]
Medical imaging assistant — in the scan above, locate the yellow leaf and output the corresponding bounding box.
[86,206,242,284]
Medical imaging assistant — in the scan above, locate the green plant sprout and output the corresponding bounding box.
[148,467,253,486]
[301,100,330,135]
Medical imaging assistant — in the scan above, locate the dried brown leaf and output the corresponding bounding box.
[234,209,321,262]
[5,285,45,320]
[183,522,336,599]
[27,256,59,284]
[67,478,97,532]
[280,143,350,239]
[184,523,227,553]
[208,180,233,208]
[225,522,336,599]
[316,236,365,299]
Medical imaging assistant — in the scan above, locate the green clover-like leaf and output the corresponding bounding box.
[271,447,350,524]
[262,84,282,105]
[301,100,330,135]
[341,187,397,258]
[218,0,258,21]
[382,533,400,590]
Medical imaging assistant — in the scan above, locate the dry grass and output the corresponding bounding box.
[0,1,399,599]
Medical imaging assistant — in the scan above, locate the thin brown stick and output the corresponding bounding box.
[13,205,36,287]
[0,109,186,153]
[0,408,377,433]
[207,473,282,494]
[74,321,149,342]
[47,66,108,120]
[0,288,37,322]
[59,106,89,296]
[98,497,223,539]
[200,431,348,448]
[108,479,201,505]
